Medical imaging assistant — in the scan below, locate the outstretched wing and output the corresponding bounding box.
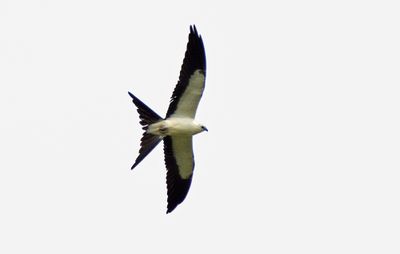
[166,25,207,118]
[163,136,195,213]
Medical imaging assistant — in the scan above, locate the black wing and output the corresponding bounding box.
[163,136,194,213]
[166,25,207,118]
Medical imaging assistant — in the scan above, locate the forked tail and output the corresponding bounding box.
[128,92,163,169]
[128,91,163,129]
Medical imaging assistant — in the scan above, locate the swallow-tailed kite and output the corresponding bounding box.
[128,25,207,213]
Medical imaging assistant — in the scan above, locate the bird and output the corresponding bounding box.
[128,25,207,213]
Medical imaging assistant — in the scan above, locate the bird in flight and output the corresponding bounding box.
[128,25,207,213]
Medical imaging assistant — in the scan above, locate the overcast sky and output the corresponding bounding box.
[1,0,399,253]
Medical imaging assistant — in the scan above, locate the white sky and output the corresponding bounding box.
[1,0,399,253]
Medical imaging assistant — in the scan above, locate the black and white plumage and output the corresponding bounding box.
[128,25,207,213]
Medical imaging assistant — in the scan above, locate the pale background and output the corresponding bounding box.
[1,0,399,253]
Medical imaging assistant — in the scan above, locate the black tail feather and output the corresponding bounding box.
[129,91,163,169]
[131,133,162,169]
[128,91,163,129]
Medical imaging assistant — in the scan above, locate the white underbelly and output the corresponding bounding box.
[147,118,201,136]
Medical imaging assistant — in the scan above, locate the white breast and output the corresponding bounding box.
[147,118,203,136]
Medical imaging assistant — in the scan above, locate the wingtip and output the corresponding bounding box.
[190,24,201,37]
[128,91,135,99]
[166,206,174,214]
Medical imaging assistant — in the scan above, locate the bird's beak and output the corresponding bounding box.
[202,126,208,132]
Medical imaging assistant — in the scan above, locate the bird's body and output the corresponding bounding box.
[128,25,207,213]
[146,118,205,137]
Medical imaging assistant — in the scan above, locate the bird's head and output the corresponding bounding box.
[192,120,208,135]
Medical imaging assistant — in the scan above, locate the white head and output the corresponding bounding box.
[192,120,208,135]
